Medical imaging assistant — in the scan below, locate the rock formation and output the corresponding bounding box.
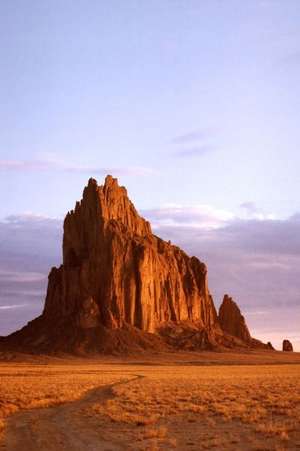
[282,339,293,352]
[0,176,270,354]
[217,295,271,350]
[218,294,251,343]
[44,176,218,331]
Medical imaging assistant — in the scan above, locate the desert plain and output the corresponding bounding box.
[0,350,300,451]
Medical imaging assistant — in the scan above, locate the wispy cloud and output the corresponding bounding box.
[240,201,259,214]
[173,144,214,158]
[0,304,30,310]
[239,201,275,220]
[143,202,277,231]
[171,128,216,159]
[172,129,211,144]
[142,204,234,229]
[0,159,155,177]
[0,270,46,283]
[3,213,61,226]
[244,310,268,316]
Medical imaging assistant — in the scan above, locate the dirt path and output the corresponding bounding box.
[2,375,143,451]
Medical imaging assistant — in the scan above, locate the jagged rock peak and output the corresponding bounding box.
[80,175,151,236]
[62,176,152,267]
[218,294,251,343]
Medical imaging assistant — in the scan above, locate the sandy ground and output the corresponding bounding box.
[1,351,300,450]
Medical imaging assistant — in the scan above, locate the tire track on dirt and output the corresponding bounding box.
[2,374,144,451]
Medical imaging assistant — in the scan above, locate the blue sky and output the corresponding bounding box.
[0,1,299,349]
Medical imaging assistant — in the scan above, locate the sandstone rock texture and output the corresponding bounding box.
[218,295,251,343]
[217,295,271,350]
[282,339,293,352]
[44,176,218,333]
[0,176,271,354]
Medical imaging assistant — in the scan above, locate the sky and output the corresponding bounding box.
[0,1,299,350]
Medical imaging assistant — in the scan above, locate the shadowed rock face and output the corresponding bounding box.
[218,295,252,343]
[282,340,293,352]
[0,176,270,354]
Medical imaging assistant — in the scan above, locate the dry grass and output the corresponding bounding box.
[89,364,300,449]
[1,358,300,450]
[0,364,126,419]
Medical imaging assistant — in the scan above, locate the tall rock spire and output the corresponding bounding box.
[218,294,251,343]
[43,176,218,336]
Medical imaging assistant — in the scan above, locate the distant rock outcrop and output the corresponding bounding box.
[217,294,270,350]
[218,295,251,343]
[282,340,293,352]
[0,176,271,354]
